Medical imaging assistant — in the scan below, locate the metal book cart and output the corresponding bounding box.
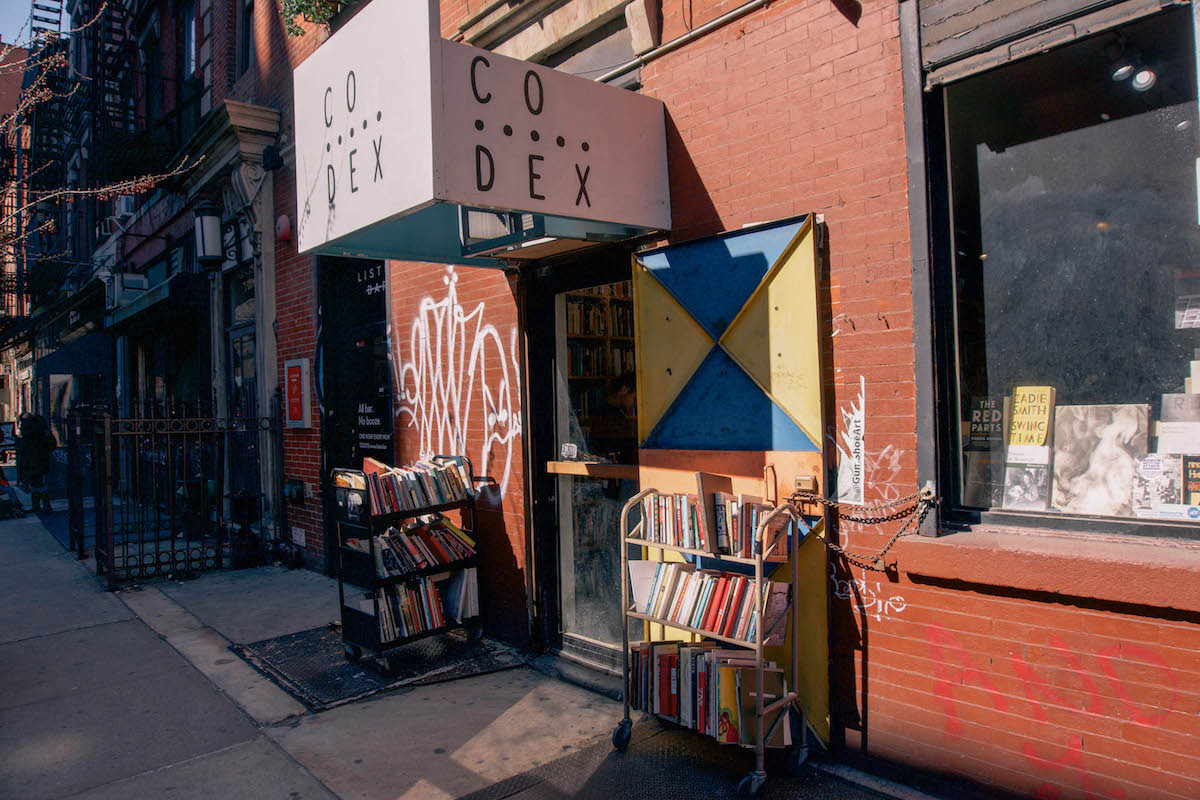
[612,488,809,797]
[333,455,482,673]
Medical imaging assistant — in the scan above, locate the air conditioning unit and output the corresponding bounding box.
[96,218,115,239]
[106,272,149,311]
[114,195,136,221]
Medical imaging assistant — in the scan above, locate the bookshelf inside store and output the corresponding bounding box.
[560,283,636,446]
[330,455,482,669]
[612,485,810,795]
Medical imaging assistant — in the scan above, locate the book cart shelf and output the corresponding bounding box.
[333,456,482,672]
[612,488,809,797]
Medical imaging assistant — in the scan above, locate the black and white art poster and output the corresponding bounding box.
[1003,464,1050,510]
[1050,404,1149,517]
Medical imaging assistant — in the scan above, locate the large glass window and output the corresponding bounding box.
[946,8,1200,525]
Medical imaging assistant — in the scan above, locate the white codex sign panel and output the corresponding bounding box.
[293,0,669,256]
[293,0,438,254]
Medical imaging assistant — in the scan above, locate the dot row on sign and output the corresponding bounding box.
[475,119,589,151]
[327,112,384,150]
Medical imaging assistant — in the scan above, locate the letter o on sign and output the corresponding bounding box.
[346,71,357,112]
[524,70,543,115]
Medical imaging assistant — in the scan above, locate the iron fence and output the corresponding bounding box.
[76,405,282,588]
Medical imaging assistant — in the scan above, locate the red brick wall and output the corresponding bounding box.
[388,261,529,644]
[633,1,1200,799]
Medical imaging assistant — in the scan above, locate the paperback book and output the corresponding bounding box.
[1050,404,1148,517]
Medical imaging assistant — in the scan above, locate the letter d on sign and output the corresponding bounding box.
[326,164,336,204]
[476,145,494,192]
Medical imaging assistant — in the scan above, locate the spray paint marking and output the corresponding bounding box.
[395,266,521,495]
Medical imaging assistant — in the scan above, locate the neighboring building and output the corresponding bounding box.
[0,37,30,421]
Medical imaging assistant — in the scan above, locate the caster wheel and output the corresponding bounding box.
[467,625,484,644]
[343,644,363,663]
[611,720,632,750]
[737,774,765,797]
[377,657,399,678]
[786,745,809,777]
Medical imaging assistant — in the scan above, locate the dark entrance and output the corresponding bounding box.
[317,256,394,570]
[525,248,640,673]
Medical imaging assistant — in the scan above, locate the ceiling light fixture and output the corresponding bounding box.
[1131,69,1157,91]
[1111,63,1135,81]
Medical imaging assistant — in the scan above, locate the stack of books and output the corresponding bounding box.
[630,642,792,747]
[373,577,446,642]
[363,457,473,514]
[443,567,479,623]
[627,561,790,645]
[345,517,476,577]
[638,490,790,560]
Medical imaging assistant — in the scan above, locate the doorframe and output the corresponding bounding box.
[520,245,637,662]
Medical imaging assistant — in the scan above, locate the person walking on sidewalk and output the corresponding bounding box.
[18,414,55,513]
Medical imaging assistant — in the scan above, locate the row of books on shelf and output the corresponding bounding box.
[566,341,635,379]
[362,456,473,515]
[344,516,476,577]
[628,561,790,645]
[638,490,790,560]
[630,642,792,747]
[565,300,634,338]
[361,568,479,642]
[571,283,631,299]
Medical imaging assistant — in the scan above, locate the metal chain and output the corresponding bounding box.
[789,485,938,572]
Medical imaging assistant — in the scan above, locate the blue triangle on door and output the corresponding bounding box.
[637,216,809,341]
[641,346,819,452]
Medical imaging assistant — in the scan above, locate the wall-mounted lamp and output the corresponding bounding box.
[193,201,223,269]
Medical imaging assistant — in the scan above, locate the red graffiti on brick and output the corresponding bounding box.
[1023,735,1125,800]
[925,623,1007,736]
[1011,635,1103,724]
[924,625,1179,800]
[1096,643,1179,728]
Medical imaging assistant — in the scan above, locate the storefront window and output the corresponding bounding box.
[947,8,1200,523]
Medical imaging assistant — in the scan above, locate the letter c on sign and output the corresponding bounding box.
[470,56,491,104]
[324,87,333,127]
[524,70,543,115]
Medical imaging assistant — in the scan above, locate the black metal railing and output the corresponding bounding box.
[76,405,281,588]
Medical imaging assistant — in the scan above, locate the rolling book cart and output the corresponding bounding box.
[333,455,482,672]
[612,487,809,797]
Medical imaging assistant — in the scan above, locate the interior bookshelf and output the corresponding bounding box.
[330,455,482,672]
[612,487,810,796]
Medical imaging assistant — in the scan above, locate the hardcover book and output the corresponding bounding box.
[1050,404,1148,517]
[1002,386,1056,511]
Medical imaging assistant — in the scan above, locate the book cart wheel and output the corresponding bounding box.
[786,745,809,777]
[467,624,484,644]
[611,719,632,750]
[343,644,363,663]
[737,772,766,797]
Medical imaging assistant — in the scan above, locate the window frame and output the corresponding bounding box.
[917,4,1200,542]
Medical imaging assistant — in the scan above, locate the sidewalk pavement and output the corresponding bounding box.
[0,506,900,800]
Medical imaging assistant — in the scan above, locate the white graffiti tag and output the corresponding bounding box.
[395,266,521,495]
[829,562,907,622]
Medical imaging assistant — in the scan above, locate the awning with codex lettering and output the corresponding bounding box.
[292,0,671,267]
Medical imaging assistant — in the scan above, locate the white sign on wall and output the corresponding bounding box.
[293,0,669,260]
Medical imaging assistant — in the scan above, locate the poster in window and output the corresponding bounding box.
[1050,404,1148,517]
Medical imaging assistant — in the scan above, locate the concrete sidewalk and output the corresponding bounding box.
[0,513,335,799]
[0,507,900,800]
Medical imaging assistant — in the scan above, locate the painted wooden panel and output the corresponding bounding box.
[632,263,715,442]
[721,217,823,448]
[642,348,818,451]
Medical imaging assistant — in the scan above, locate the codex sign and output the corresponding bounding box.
[293,0,669,257]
